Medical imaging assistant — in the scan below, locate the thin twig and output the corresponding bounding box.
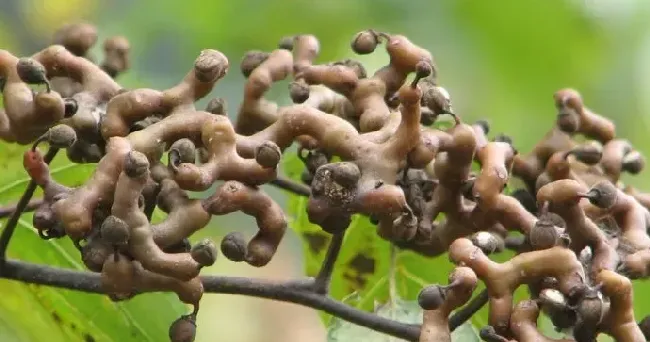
[0,198,43,219]
[387,244,400,342]
[269,176,311,196]
[313,232,345,294]
[0,258,422,341]
[0,148,59,262]
[448,288,489,331]
[388,244,398,310]
[0,181,42,260]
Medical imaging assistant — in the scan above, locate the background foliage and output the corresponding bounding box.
[1,0,649,341]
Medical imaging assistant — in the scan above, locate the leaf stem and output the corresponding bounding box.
[0,148,58,263]
[386,244,400,342]
[388,244,399,310]
[448,288,489,331]
[313,232,344,294]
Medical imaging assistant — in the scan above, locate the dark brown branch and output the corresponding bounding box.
[2,259,103,292]
[0,198,43,219]
[207,272,421,341]
[313,232,344,294]
[0,259,421,341]
[448,288,488,331]
[269,176,311,196]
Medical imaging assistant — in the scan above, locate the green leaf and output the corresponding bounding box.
[327,298,479,342]
[0,143,187,342]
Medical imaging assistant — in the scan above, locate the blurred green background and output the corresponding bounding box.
[2,0,650,341]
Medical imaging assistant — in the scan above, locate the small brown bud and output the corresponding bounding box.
[622,151,645,174]
[104,35,130,54]
[470,231,503,254]
[220,232,247,262]
[45,124,77,148]
[53,22,98,56]
[584,181,618,209]
[571,142,602,165]
[289,81,310,103]
[81,241,113,272]
[528,219,559,250]
[278,36,295,50]
[240,51,270,77]
[205,97,227,115]
[194,49,228,83]
[423,86,452,115]
[100,216,130,246]
[351,31,378,55]
[123,150,149,178]
[191,239,218,267]
[556,113,579,133]
[575,291,605,330]
[16,58,49,87]
[415,61,432,79]
[64,98,78,117]
[169,315,196,342]
[255,141,281,168]
[325,162,360,188]
[169,139,196,164]
[417,284,445,310]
